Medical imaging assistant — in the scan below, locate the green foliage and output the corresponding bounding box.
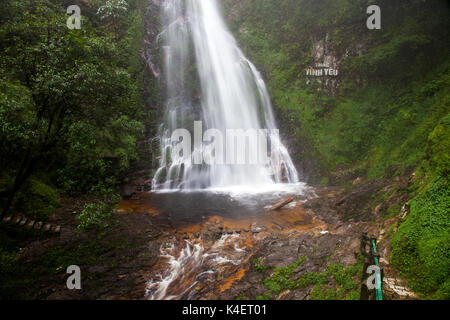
[77,186,120,231]
[257,256,363,300]
[0,0,151,212]
[294,259,363,300]
[14,178,59,220]
[33,241,118,275]
[251,256,270,273]
[226,1,449,299]
[389,93,449,299]
[97,0,128,20]
[426,114,450,177]
[262,256,306,295]
[226,0,450,180]
[0,247,34,299]
[58,116,144,194]
[390,178,450,299]
[385,204,401,219]
[0,223,40,299]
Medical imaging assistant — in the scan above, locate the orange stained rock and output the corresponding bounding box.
[219,267,247,293]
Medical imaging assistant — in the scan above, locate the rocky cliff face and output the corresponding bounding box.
[121,0,162,197]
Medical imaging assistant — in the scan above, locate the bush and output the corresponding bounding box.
[76,187,120,231]
[13,178,59,221]
[391,178,450,298]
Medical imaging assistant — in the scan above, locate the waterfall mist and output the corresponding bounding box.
[153,0,299,192]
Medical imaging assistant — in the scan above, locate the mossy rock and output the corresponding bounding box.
[14,178,59,221]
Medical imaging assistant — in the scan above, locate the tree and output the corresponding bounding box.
[0,0,144,216]
[96,0,129,38]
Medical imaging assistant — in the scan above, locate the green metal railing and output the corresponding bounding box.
[361,233,383,300]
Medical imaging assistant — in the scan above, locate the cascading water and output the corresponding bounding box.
[153,0,299,191]
[145,234,246,300]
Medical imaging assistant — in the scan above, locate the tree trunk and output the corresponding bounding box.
[1,149,35,218]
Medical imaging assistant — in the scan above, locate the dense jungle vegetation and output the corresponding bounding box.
[0,0,155,297]
[0,0,153,215]
[224,0,449,299]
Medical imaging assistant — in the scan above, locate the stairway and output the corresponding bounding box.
[1,214,61,234]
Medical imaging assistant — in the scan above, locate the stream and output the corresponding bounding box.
[119,185,323,300]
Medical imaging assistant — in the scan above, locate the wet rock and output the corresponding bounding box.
[265,249,298,267]
[341,252,358,266]
[292,289,310,300]
[383,278,419,299]
[250,223,266,234]
[87,265,109,274]
[120,184,137,200]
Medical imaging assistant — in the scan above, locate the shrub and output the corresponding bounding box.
[391,178,450,298]
[77,187,120,231]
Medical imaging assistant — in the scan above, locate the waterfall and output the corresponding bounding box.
[153,0,299,191]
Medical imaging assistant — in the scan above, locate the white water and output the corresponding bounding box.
[146,241,205,300]
[145,234,245,300]
[153,0,300,192]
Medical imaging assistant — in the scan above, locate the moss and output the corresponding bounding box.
[0,224,42,299]
[385,204,401,219]
[385,222,398,239]
[252,256,270,274]
[13,177,59,221]
[257,255,363,300]
[391,177,450,299]
[426,114,450,177]
[256,292,273,300]
[235,293,245,300]
[227,0,449,183]
[262,256,306,296]
[319,177,330,187]
[299,258,364,300]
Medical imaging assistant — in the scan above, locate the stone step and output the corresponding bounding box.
[1,215,61,235]
[26,220,35,228]
[34,221,43,230]
[12,216,22,224]
[19,217,28,226]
